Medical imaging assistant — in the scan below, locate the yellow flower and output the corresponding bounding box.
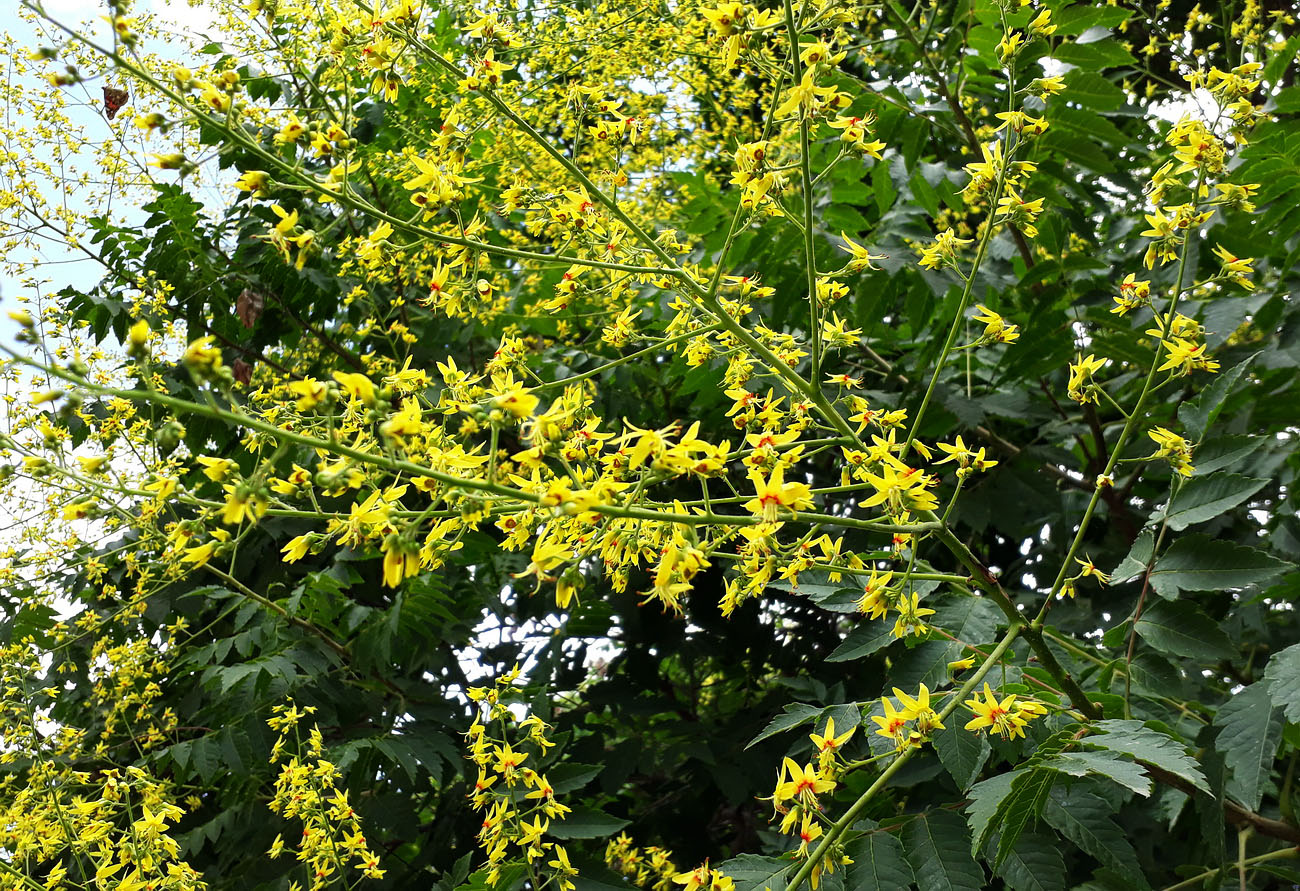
[862,461,938,516]
[1158,338,1220,376]
[743,465,814,522]
[838,232,886,272]
[492,386,540,419]
[196,456,237,482]
[775,758,836,805]
[892,684,944,734]
[288,377,329,411]
[809,716,855,753]
[870,696,916,750]
[963,683,1029,739]
[381,535,421,588]
[181,542,216,565]
[222,485,269,525]
[184,336,224,375]
[235,170,271,196]
[332,371,377,405]
[969,304,1018,344]
[281,535,312,563]
[1067,354,1107,404]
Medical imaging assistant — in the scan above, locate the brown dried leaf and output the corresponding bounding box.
[236,289,265,328]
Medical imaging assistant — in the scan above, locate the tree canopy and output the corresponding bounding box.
[1,0,1299,889]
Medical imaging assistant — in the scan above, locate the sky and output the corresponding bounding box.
[0,0,223,346]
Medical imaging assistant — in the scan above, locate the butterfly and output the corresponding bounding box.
[102,85,129,120]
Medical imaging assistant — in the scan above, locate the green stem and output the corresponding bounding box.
[784,624,1023,891]
[1159,846,1296,891]
[782,0,822,382]
[1039,183,1200,610]
[930,513,1100,718]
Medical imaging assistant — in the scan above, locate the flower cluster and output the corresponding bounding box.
[267,703,386,885]
[963,683,1048,740]
[0,645,203,891]
[606,834,681,891]
[871,685,945,751]
[465,672,577,890]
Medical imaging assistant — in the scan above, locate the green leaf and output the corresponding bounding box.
[550,807,630,839]
[967,769,1054,863]
[1084,720,1209,794]
[966,771,1018,856]
[1062,71,1127,110]
[1045,751,1150,796]
[1192,435,1265,476]
[1054,5,1133,35]
[845,830,915,891]
[716,854,793,891]
[1156,474,1269,531]
[458,865,527,891]
[1275,85,1300,114]
[933,719,991,790]
[903,810,984,891]
[747,703,823,748]
[828,623,895,662]
[932,596,1002,650]
[1134,600,1236,662]
[549,763,604,794]
[909,169,941,218]
[1128,652,1185,700]
[993,831,1066,891]
[1039,130,1115,174]
[1178,354,1257,440]
[1263,643,1300,723]
[1042,789,1146,885]
[993,770,1056,867]
[1213,684,1283,811]
[1111,529,1154,583]
[1053,41,1137,71]
[1149,536,1291,598]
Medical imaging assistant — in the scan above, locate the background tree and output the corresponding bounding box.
[0,1,1298,890]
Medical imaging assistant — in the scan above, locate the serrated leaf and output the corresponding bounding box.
[1213,684,1283,811]
[1149,536,1291,598]
[1178,354,1257,441]
[903,810,984,891]
[1054,5,1133,35]
[747,703,823,748]
[993,770,1056,867]
[1263,643,1300,724]
[715,854,792,891]
[1134,600,1236,662]
[932,596,1002,649]
[548,763,604,794]
[933,720,991,790]
[967,768,1054,863]
[1128,652,1184,699]
[1111,529,1154,583]
[1156,474,1268,531]
[845,830,914,891]
[993,831,1066,891]
[1084,720,1209,794]
[1043,789,1146,886]
[828,623,894,662]
[1192,435,1265,475]
[1062,71,1126,110]
[1053,40,1137,71]
[549,807,630,839]
[1046,751,1152,797]
[966,771,1018,856]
